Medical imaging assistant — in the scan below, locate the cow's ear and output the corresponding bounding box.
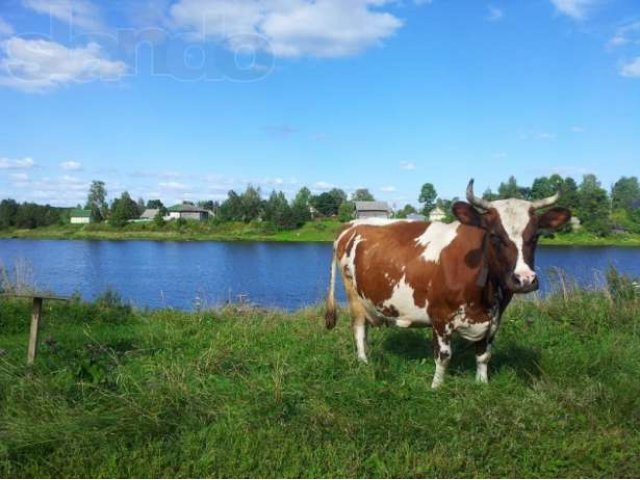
[538,207,571,230]
[452,202,486,229]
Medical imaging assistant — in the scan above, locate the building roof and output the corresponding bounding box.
[168,203,209,213]
[354,201,390,212]
[70,209,91,218]
[140,208,159,219]
[406,213,427,221]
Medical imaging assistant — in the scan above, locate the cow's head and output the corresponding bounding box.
[452,179,571,294]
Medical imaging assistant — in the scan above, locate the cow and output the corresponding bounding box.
[325,179,571,388]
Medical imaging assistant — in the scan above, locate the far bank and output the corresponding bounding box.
[1,219,640,247]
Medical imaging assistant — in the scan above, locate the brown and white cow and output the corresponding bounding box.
[325,179,571,388]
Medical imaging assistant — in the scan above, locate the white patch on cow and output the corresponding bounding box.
[415,222,460,263]
[354,323,368,363]
[455,319,491,342]
[380,276,431,327]
[350,218,406,227]
[339,232,363,288]
[492,199,536,280]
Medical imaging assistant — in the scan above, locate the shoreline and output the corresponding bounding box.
[1,223,640,247]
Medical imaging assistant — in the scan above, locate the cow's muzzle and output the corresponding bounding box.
[508,274,540,294]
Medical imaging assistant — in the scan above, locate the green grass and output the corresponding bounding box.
[2,219,640,246]
[1,286,639,477]
[0,219,345,243]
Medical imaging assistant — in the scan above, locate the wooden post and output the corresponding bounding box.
[27,296,43,365]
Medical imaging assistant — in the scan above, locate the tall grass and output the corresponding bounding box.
[1,273,639,477]
[0,258,38,295]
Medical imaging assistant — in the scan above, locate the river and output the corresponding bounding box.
[1,239,639,310]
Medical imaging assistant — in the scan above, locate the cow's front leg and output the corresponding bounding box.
[474,336,492,383]
[431,327,451,389]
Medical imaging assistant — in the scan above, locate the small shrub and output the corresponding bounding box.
[606,266,639,304]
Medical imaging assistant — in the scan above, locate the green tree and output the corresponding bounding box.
[240,185,264,222]
[482,188,499,202]
[338,201,355,222]
[312,192,340,216]
[497,176,522,199]
[146,199,168,216]
[418,183,437,216]
[0,199,18,229]
[559,176,579,211]
[153,210,166,227]
[394,204,417,219]
[291,187,312,224]
[530,176,556,200]
[293,187,312,207]
[85,180,108,223]
[109,191,139,227]
[577,174,612,236]
[352,188,375,202]
[264,191,296,230]
[611,176,640,212]
[217,190,244,221]
[327,188,347,209]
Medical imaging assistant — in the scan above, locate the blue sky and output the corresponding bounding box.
[0,0,638,209]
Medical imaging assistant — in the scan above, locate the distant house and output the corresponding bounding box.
[139,208,159,221]
[406,213,427,221]
[354,201,391,219]
[70,209,91,224]
[429,206,447,222]
[168,202,210,221]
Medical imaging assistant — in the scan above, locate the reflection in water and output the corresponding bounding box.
[1,239,639,311]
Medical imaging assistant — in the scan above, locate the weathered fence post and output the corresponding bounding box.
[0,293,69,364]
[27,296,43,365]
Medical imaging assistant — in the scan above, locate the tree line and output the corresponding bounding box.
[1,174,639,236]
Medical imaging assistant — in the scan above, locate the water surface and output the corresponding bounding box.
[1,239,638,310]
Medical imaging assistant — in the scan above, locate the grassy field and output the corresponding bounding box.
[1,277,640,477]
[2,219,640,246]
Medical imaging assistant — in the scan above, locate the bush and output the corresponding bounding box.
[606,267,639,304]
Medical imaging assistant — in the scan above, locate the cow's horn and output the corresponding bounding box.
[466,179,492,210]
[531,192,560,210]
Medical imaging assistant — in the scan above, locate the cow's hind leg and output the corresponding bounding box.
[431,327,451,389]
[353,316,368,363]
[474,337,492,383]
[343,274,369,363]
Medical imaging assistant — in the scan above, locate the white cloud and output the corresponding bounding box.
[5,173,89,205]
[312,181,335,191]
[0,16,13,37]
[0,156,36,169]
[620,57,640,78]
[571,126,584,133]
[486,5,504,22]
[159,181,190,191]
[170,0,404,58]
[380,185,396,193]
[608,21,640,48]
[549,0,598,20]
[0,37,127,92]
[9,172,29,182]
[22,0,104,32]
[60,160,82,171]
[536,132,557,140]
[400,161,416,170]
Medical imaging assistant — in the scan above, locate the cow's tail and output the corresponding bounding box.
[325,246,338,330]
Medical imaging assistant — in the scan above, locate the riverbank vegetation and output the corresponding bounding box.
[1,269,639,477]
[1,174,640,245]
